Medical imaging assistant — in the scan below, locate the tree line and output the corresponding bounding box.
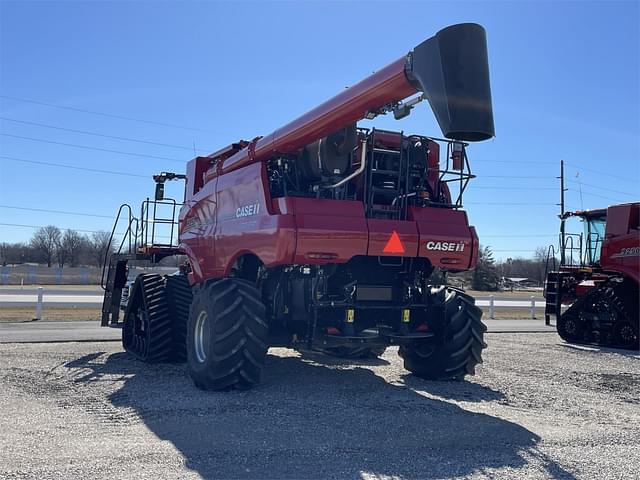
[454,245,557,291]
[2,227,556,291]
[0,226,114,268]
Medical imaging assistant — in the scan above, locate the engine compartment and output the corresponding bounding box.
[266,127,472,220]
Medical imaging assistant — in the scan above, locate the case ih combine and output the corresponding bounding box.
[544,203,640,350]
[101,23,495,390]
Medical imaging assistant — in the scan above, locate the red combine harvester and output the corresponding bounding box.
[101,23,495,390]
[544,203,640,350]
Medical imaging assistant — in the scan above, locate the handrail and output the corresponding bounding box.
[560,232,582,267]
[101,203,135,290]
[439,141,475,208]
[544,244,557,277]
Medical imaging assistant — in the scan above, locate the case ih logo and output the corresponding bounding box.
[236,202,260,218]
[425,241,466,252]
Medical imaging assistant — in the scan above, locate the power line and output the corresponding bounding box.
[467,202,556,206]
[0,117,211,153]
[566,188,629,203]
[0,133,184,163]
[565,179,637,197]
[474,159,556,165]
[482,234,556,238]
[0,222,113,235]
[0,155,148,178]
[0,222,171,239]
[473,186,556,191]
[0,95,210,133]
[0,205,113,219]
[479,175,553,179]
[564,162,640,184]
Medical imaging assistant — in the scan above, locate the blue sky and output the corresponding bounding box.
[1,0,638,260]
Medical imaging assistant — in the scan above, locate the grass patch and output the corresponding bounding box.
[0,306,102,323]
[0,285,101,291]
[479,307,545,320]
[466,290,544,298]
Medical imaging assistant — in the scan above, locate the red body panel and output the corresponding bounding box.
[180,161,478,284]
[367,219,419,257]
[600,203,640,284]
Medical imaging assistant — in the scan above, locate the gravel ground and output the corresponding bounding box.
[0,334,638,480]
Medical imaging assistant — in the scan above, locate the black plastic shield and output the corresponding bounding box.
[407,23,495,141]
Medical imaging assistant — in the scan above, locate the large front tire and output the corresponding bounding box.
[187,278,269,391]
[399,289,486,380]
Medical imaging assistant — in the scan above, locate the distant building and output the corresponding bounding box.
[501,277,541,290]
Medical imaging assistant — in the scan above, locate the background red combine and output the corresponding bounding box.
[544,202,640,350]
[101,23,496,390]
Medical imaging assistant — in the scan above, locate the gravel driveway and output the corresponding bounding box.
[1,334,638,479]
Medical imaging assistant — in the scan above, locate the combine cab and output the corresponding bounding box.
[545,203,640,350]
[101,23,496,390]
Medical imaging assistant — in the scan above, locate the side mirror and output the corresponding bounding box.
[154,183,165,201]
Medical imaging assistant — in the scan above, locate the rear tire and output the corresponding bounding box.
[187,278,269,391]
[399,289,486,380]
[122,274,174,363]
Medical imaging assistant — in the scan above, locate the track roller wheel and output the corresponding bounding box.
[399,289,486,380]
[122,274,174,362]
[165,274,193,362]
[187,278,269,391]
[556,311,586,344]
[613,320,639,350]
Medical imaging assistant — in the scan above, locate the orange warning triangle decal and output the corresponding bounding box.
[383,230,405,254]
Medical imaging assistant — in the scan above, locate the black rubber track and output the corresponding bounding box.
[187,278,269,391]
[605,285,638,350]
[164,275,193,362]
[399,289,487,380]
[122,274,174,363]
[559,284,639,350]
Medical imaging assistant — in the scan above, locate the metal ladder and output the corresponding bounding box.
[544,271,560,325]
[543,245,559,326]
[365,128,408,220]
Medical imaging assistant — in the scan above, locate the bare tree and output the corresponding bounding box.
[0,243,8,266]
[534,246,551,283]
[88,231,113,268]
[31,226,62,267]
[60,229,84,267]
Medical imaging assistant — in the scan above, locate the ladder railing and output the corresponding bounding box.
[365,128,406,220]
[140,198,181,249]
[560,233,582,267]
[101,204,137,290]
[438,140,474,208]
[543,244,558,326]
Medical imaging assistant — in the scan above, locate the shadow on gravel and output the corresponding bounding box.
[65,351,576,480]
[560,342,640,357]
[400,374,506,403]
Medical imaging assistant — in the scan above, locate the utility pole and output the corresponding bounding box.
[559,160,566,264]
